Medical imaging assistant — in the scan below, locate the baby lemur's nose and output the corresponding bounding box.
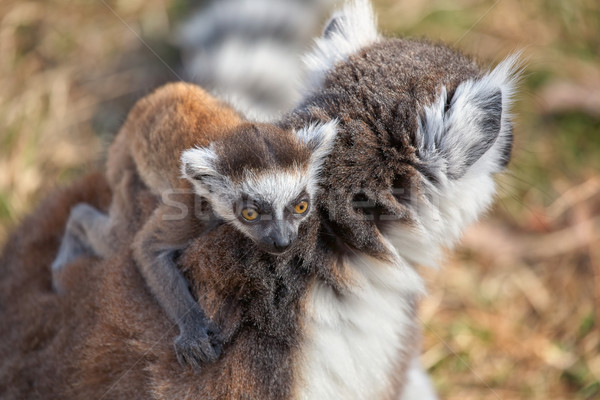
[263,224,297,254]
[263,231,295,253]
[271,236,291,252]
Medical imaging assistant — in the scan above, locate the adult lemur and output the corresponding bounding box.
[53,0,520,398]
[272,1,519,398]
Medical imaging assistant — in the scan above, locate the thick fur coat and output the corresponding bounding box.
[0,171,310,399]
[0,1,519,399]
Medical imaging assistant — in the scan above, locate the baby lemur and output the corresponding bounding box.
[51,83,337,370]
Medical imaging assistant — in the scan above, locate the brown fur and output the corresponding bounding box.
[103,82,321,372]
[281,39,481,259]
[0,174,325,400]
[43,82,334,398]
[52,83,251,370]
[211,124,311,183]
[0,173,114,399]
[108,81,243,194]
[1,36,503,399]
[99,82,243,252]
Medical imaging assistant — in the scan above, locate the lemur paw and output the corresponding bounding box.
[51,204,98,290]
[51,231,91,273]
[174,322,222,371]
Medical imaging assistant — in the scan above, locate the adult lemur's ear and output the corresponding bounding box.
[295,120,338,178]
[303,0,379,94]
[417,54,522,181]
[181,145,220,194]
[322,13,346,39]
[389,55,523,268]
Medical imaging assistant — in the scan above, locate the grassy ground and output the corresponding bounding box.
[1,0,598,399]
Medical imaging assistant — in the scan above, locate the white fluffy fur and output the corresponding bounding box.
[181,146,236,222]
[297,251,424,400]
[399,358,439,400]
[389,54,523,268]
[419,53,522,176]
[302,0,380,94]
[180,145,219,193]
[295,120,339,188]
[241,168,311,220]
[180,122,338,224]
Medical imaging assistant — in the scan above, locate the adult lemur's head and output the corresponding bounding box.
[285,0,523,266]
[181,121,336,255]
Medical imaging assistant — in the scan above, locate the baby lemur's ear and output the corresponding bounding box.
[417,54,522,181]
[181,146,221,194]
[295,120,338,176]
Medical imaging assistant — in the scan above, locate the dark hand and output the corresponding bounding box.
[174,316,222,371]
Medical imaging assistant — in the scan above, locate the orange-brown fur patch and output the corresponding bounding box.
[109,82,243,194]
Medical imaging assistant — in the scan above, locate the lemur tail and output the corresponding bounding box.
[174,0,335,122]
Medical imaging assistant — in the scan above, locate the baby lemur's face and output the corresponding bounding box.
[222,168,312,254]
[181,121,337,255]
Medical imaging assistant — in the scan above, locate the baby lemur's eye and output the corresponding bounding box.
[293,200,309,214]
[241,207,260,221]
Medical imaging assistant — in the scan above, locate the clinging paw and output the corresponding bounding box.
[174,321,222,371]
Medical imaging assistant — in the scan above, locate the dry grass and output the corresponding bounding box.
[1,0,598,399]
[0,0,175,242]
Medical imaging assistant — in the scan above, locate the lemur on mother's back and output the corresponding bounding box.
[53,0,521,398]
[52,82,338,372]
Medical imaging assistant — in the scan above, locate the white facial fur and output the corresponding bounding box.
[231,167,313,239]
[181,157,311,235]
[180,121,337,233]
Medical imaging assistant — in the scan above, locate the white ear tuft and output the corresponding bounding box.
[302,0,379,94]
[180,145,219,194]
[296,119,338,178]
[418,52,523,180]
[388,54,523,269]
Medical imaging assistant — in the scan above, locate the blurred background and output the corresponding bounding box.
[0,0,598,399]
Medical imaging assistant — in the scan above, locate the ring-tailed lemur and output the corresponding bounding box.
[175,1,442,398]
[270,1,521,399]
[51,83,338,370]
